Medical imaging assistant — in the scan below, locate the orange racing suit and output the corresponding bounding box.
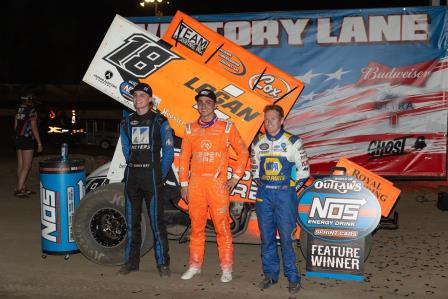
[179,119,249,271]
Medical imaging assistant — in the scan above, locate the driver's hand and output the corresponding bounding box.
[225,177,239,192]
[181,186,189,204]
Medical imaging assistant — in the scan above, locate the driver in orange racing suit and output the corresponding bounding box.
[179,89,249,283]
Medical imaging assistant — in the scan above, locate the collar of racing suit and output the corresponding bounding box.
[135,109,153,120]
[198,113,218,128]
[266,128,285,141]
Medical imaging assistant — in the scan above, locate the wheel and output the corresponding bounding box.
[99,140,111,150]
[74,183,153,265]
[64,254,70,260]
[41,254,47,259]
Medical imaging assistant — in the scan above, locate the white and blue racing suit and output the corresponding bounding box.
[251,128,310,283]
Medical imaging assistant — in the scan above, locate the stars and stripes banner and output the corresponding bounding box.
[130,6,448,178]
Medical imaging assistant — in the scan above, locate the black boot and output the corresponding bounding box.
[116,264,139,276]
[288,281,301,294]
[258,275,277,289]
[158,265,171,278]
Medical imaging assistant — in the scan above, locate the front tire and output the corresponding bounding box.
[74,183,153,265]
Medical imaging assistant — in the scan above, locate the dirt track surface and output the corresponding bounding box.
[1,156,448,299]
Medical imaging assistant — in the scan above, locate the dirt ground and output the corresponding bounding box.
[1,154,448,299]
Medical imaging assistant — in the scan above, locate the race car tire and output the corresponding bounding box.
[74,183,153,265]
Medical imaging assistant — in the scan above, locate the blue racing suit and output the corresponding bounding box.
[251,128,310,283]
[120,109,174,269]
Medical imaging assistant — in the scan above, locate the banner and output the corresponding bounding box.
[130,6,448,178]
[337,157,401,217]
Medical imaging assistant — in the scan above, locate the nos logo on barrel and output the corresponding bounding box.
[41,185,58,243]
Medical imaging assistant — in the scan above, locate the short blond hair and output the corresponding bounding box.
[263,104,284,118]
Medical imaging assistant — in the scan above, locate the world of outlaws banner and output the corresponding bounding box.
[130,6,448,178]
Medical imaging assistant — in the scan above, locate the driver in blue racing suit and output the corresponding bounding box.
[251,104,310,294]
[117,83,174,278]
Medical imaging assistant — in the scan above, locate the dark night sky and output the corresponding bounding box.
[2,0,432,85]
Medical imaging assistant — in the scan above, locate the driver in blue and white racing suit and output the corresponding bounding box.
[251,104,310,294]
[117,83,174,278]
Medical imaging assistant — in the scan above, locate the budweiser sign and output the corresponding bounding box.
[356,60,436,87]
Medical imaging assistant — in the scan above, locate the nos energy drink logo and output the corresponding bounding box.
[41,184,58,243]
[298,176,381,242]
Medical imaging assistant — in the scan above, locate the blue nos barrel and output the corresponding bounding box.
[39,158,86,255]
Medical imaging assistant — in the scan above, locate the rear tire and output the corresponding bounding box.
[74,183,153,265]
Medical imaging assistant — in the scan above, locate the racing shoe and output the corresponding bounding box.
[220,271,232,283]
[116,264,139,276]
[258,275,277,289]
[288,281,301,294]
[181,267,201,280]
[158,265,171,278]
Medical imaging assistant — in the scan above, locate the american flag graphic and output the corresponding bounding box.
[252,8,448,177]
[285,58,447,177]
